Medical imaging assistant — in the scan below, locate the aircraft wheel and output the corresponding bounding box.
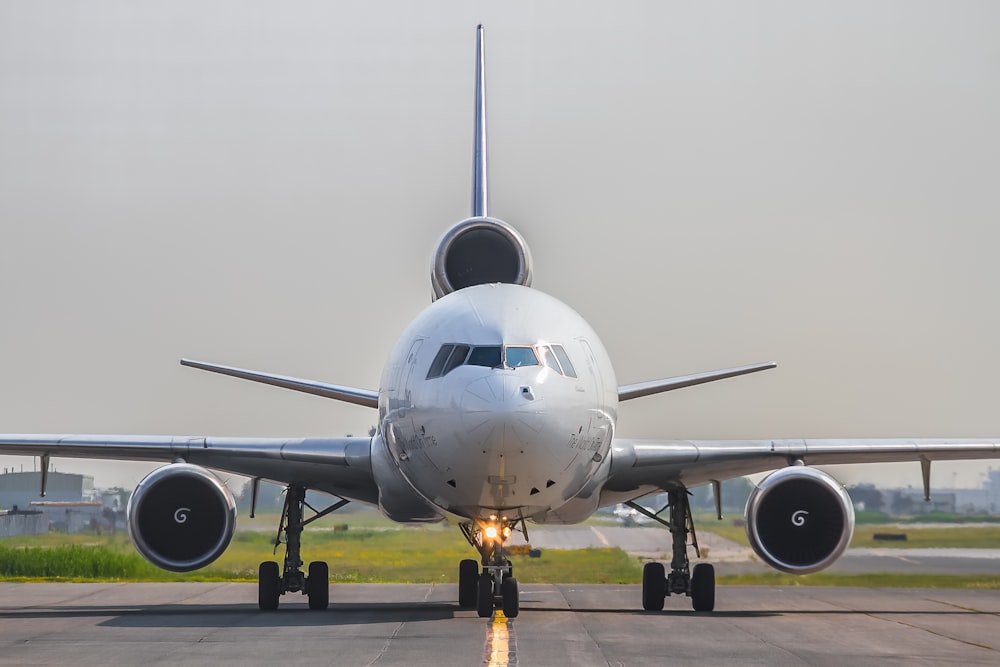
[501,577,519,618]
[641,562,666,611]
[691,563,715,612]
[476,572,494,618]
[458,559,479,607]
[307,561,329,610]
[258,561,281,610]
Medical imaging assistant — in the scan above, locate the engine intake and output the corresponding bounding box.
[744,466,854,574]
[431,217,532,299]
[127,463,236,572]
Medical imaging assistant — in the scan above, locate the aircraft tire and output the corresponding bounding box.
[501,577,519,618]
[458,559,479,607]
[307,561,329,610]
[258,561,281,610]
[641,562,666,611]
[691,563,715,612]
[476,573,494,618]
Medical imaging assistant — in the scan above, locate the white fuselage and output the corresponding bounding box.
[377,284,619,523]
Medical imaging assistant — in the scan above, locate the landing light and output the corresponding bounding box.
[485,526,498,539]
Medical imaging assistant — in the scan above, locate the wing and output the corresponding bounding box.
[603,437,1000,501]
[180,359,379,408]
[617,362,776,401]
[0,434,378,504]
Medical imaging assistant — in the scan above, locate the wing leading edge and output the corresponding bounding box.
[0,434,379,504]
[618,362,776,401]
[180,359,378,408]
[604,437,1000,498]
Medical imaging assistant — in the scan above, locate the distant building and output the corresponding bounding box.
[0,470,117,534]
[0,470,93,510]
[29,501,107,533]
[889,489,956,515]
[0,507,48,537]
[883,468,1000,516]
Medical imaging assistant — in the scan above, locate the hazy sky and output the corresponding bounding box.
[1,1,999,492]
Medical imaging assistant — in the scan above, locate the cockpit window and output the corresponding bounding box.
[427,342,576,378]
[467,345,502,368]
[427,345,453,379]
[427,344,470,379]
[443,344,471,374]
[505,346,538,367]
[539,345,561,371]
[552,344,577,378]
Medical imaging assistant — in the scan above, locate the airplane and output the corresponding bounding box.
[612,503,653,527]
[2,25,999,618]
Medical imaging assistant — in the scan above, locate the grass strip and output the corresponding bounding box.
[3,521,998,585]
[698,523,1000,549]
[716,572,1000,589]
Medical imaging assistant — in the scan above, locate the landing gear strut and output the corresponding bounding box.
[633,487,716,612]
[258,485,348,611]
[458,516,523,618]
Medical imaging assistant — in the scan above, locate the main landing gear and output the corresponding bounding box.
[258,484,349,611]
[634,488,716,612]
[457,516,523,618]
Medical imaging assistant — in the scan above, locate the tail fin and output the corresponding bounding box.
[471,24,489,218]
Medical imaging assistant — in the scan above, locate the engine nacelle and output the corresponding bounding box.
[431,216,533,299]
[127,463,236,572]
[744,466,855,574]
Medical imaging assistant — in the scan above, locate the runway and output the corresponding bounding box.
[1,583,997,665]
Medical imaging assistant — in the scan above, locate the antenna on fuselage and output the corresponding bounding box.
[472,24,489,218]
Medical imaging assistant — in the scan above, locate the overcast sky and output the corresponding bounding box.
[1,1,999,492]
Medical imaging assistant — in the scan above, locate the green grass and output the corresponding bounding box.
[696,520,1000,549]
[2,518,998,585]
[0,544,153,580]
[716,572,1000,589]
[850,525,1000,548]
[0,528,640,584]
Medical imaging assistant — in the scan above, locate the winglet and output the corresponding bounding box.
[471,24,489,217]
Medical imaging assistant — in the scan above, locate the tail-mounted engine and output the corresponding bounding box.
[744,466,855,574]
[127,463,237,572]
[431,217,533,299]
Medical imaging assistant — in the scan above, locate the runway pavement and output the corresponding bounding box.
[0,583,997,666]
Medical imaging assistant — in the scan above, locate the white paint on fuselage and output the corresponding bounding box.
[378,284,618,522]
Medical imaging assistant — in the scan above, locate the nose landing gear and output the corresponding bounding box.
[458,517,524,618]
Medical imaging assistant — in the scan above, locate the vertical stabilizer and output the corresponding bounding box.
[472,24,489,218]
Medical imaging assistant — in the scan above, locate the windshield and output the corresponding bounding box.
[505,346,538,367]
[426,342,576,378]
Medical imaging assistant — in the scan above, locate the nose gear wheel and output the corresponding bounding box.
[458,517,525,617]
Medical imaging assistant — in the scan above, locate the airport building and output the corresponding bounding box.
[0,470,94,509]
[0,470,115,536]
[880,469,1000,516]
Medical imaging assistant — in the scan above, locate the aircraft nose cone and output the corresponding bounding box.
[461,373,542,452]
[463,373,523,406]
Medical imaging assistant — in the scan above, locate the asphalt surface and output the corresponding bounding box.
[1,583,997,666]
